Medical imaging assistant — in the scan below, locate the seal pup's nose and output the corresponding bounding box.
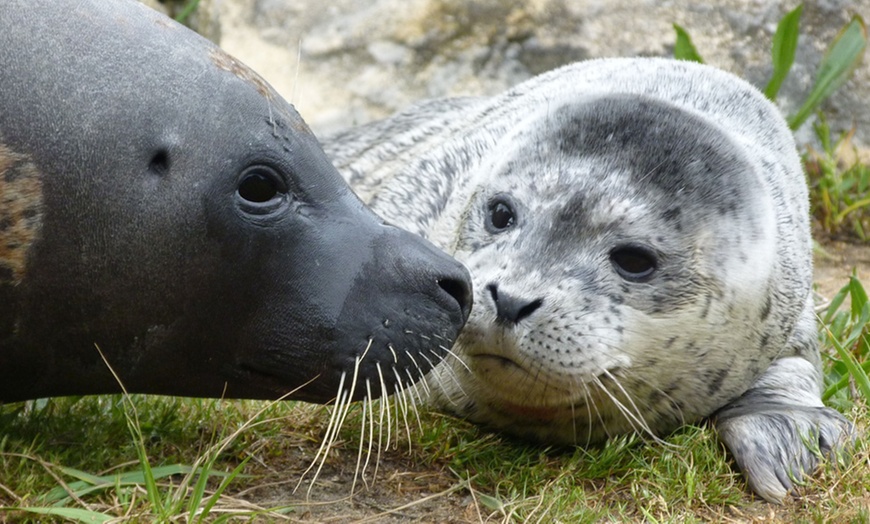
[487,283,543,324]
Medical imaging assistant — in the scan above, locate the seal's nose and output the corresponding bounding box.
[437,272,473,322]
[487,283,543,324]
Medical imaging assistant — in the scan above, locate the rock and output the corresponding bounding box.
[189,0,870,148]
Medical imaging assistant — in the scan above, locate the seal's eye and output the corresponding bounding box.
[610,245,657,281]
[486,199,516,232]
[238,169,281,203]
[235,166,289,216]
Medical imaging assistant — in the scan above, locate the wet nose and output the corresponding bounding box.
[382,224,473,323]
[438,274,473,322]
[488,283,543,324]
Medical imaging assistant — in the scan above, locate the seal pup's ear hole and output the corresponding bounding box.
[235,165,290,215]
[610,245,657,282]
[486,197,517,233]
[148,149,170,176]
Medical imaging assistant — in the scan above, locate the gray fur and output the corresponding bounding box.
[323,58,854,503]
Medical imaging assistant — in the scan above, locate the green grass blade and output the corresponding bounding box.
[5,506,111,523]
[823,360,870,401]
[788,15,867,130]
[174,0,201,23]
[848,273,869,319]
[43,464,194,505]
[57,466,105,485]
[823,281,852,324]
[673,24,704,63]
[196,457,251,523]
[824,325,870,401]
[763,4,803,100]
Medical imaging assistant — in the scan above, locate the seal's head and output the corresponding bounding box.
[0,0,470,403]
[429,94,787,444]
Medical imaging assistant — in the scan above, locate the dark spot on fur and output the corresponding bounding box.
[760,295,771,322]
[0,143,44,285]
[706,368,729,395]
[662,207,681,222]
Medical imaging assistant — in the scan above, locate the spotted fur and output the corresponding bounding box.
[324,58,855,503]
[0,143,43,285]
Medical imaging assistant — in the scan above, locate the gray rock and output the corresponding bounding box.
[197,0,869,148]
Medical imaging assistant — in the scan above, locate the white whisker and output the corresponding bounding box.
[295,371,347,495]
[362,379,377,487]
[392,369,414,452]
[437,346,471,373]
[377,362,393,452]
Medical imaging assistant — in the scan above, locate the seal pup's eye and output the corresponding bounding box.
[486,198,516,233]
[610,245,657,282]
[236,165,289,215]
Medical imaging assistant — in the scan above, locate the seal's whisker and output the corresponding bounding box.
[599,371,670,446]
[436,357,471,400]
[295,372,347,495]
[351,390,368,495]
[592,375,646,438]
[392,368,414,451]
[581,379,613,445]
[598,374,651,438]
[361,379,378,488]
[349,337,377,491]
[438,345,471,373]
[404,366,426,407]
[569,395,578,445]
[310,388,351,498]
[359,337,374,363]
[630,373,687,427]
[377,362,393,452]
[601,371,668,444]
[404,368,425,431]
[578,381,597,447]
[304,351,367,498]
[413,356,434,397]
[404,350,425,382]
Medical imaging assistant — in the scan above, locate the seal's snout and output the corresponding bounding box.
[487,283,543,325]
[438,274,473,322]
[381,226,473,324]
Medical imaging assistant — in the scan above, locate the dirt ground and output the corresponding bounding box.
[813,239,870,300]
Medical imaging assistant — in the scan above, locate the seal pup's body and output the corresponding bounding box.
[0,0,471,404]
[325,58,853,502]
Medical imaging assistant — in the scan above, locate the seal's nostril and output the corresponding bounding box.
[489,283,543,324]
[438,276,472,320]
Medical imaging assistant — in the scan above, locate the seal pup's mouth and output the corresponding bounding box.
[467,353,627,422]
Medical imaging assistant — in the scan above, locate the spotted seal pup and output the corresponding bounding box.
[324,58,854,502]
[0,0,471,404]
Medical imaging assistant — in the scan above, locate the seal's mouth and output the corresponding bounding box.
[235,363,315,397]
[472,353,528,374]
[469,353,607,420]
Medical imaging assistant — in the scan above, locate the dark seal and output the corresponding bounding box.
[0,0,471,404]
